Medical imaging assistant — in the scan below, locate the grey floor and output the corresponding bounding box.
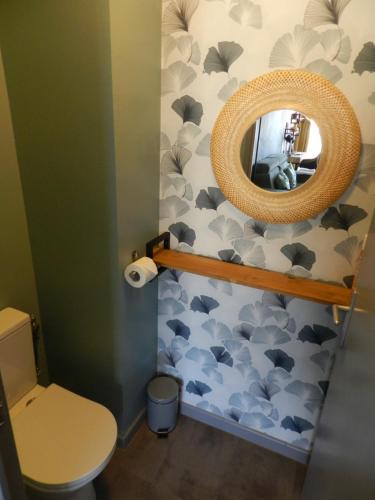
[95,416,306,500]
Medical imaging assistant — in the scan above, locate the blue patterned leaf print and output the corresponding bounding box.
[202,368,224,385]
[265,349,295,373]
[178,242,195,253]
[172,95,203,125]
[249,380,281,401]
[180,289,189,304]
[281,416,314,434]
[209,215,244,240]
[269,408,279,421]
[252,326,291,345]
[233,240,266,267]
[160,196,190,220]
[305,59,343,84]
[265,224,289,240]
[304,0,351,29]
[281,243,316,270]
[229,391,259,412]
[158,348,182,369]
[321,204,368,231]
[186,380,212,397]
[318,380,330,396]
[266,368,292,384]
[236,363,261,381]
[162,0,199,35]
[353,42,375,75]
[169,221,196,246]
[191,295,219,314]
[240,412,275,430]
[285,381,324,413]
[158,298,185,315]
[218,249,243,264]
[196,133,211,156]
[269,25,320,69]
[210,346,234,367]
[262,292,294,310]
[272,310,290,329]
[244,220,267,239]
[239,301,273,325]
[233,323,254,341]
[218,77,244,102]
[310,350,331,371]
[176,122,202,148]
[159,281,186,303]
[159,280,181,298]
[196,187,226,210]
[208,279,233,296]
[288,266,312,279]
[298,324,337,345]
[158,337,166,351]
[223,340,242,354]
[239,302,289,328]
[172,336,189,350]
[258,400,275,417]
[161,145,192,175]
[286,317,296,333]
[229,0,262,28]
[185,347,217,370]
[160,269,183,283]
[183,181,194,201]
[224,341,251,364]
[292,220,313,237]
[157,363,181,380]
[232,238,255,260]
[162,61,197,96]
[202,319,232,341]
[160,131,171,151]
[157,338,187,378]
[204,41,244,74]
[334,236,360,264]
[224,408,242,422]
[166,319,191,340]
[196,401,223,416]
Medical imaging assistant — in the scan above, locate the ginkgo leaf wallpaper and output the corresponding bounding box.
[158,0,375,453]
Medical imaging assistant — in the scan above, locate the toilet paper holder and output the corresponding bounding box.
[145,232,170,278]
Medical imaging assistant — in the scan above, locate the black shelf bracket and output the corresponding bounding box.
[146,232,170,278]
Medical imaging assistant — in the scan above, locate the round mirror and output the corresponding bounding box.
[211,70,361,224]
[240,109,322,192]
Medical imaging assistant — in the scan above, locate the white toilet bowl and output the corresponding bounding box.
[0,307,117,499]
[10,383,117,500]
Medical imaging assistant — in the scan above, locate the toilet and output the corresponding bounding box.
[0,307,117,500]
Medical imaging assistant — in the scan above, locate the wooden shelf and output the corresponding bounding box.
[153,249,353,307]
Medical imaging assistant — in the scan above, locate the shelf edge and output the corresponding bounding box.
[153,249,353,307]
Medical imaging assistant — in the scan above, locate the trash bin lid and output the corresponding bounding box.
[147,376,179,404]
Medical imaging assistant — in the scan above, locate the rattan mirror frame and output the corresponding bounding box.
[211,70,361,224]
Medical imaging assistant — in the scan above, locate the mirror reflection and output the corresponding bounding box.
[241,109,322,191]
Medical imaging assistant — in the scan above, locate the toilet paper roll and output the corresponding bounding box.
[124,257,158,288]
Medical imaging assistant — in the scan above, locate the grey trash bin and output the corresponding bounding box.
[147,376,179,436]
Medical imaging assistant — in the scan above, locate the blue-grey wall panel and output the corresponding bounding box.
[0,1,120,418]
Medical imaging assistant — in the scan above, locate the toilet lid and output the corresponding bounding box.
[11,384,117,491]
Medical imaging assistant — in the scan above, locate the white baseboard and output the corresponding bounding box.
[180,402,309,464]
[116,401,310,464]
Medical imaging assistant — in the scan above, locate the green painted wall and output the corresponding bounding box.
[0,50,47,383]
[110,0,161,436]
[0,0,161,437]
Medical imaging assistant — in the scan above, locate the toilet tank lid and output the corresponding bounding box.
[0,308,30,340]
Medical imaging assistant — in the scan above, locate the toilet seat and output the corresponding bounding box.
[10,384,117,493]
